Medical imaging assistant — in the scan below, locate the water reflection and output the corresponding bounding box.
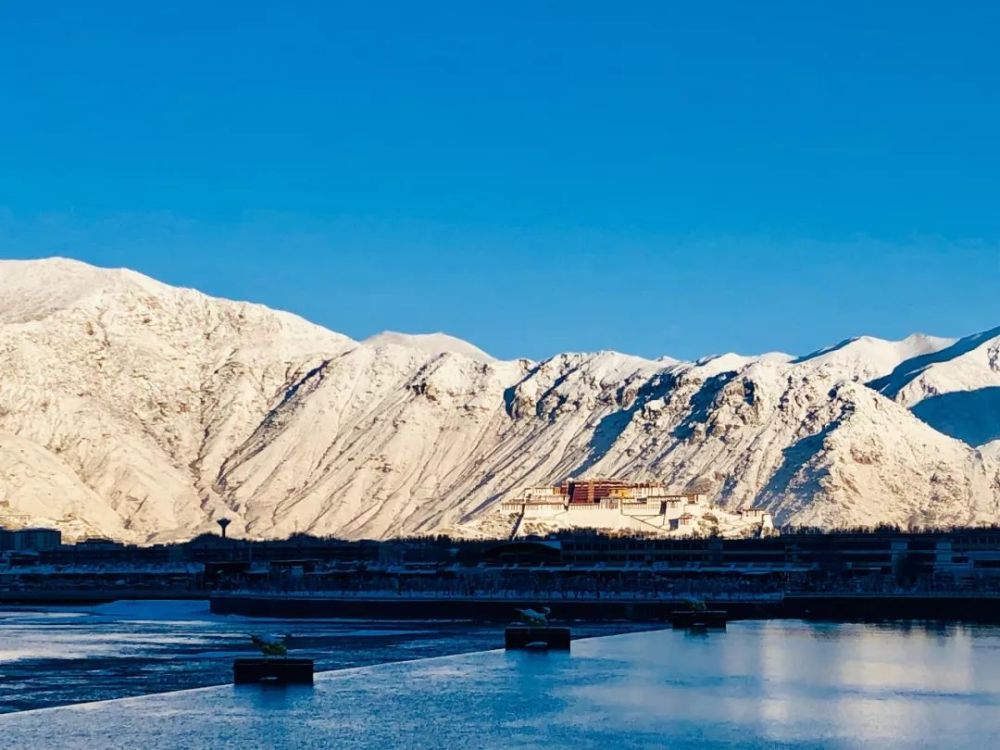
[1,619,999,748]
[558,622,1000,749]
[0,601,651,713]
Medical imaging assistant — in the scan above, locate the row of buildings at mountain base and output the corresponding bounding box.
[508,531,1000,588]
[491,479,775,539]
[0,527,62,554]
[8,529,1000,603]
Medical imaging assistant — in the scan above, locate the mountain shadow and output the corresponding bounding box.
[792,337,860,365]
[669,372,736,441]
[910,387,1000,447]
[868,326,1000,399]
[569,373,678,478]
[759,421,838,506]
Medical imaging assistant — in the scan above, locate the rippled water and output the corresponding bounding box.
[0,600,649,713]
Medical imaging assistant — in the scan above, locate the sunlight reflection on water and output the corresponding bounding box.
[1,620,998,749]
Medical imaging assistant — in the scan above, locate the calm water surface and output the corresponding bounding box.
[1,606,998,748]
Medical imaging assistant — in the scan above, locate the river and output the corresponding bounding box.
[1,602,998,748]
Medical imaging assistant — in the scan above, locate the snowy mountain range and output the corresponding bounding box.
[0,257,998,543]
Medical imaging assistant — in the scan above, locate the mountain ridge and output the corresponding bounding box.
[0,257,997,542]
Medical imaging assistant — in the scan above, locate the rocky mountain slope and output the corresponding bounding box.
[0,258,998,542]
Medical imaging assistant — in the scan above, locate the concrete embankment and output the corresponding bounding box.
[6,588,1000,622]
[210,593,779,621]
[211,592,1000,623]
[783,593,1000,621]
[0,589,209,604]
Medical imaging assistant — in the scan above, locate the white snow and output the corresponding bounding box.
[795,333,956,381]
[981,440,1000,462]
[0,257,998,541]
[362,331,497,362]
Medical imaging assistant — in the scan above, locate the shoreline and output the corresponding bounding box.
[210,591,1000,623]
[6,588,1000,624]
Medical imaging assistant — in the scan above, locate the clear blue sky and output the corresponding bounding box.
[1,1,997,360]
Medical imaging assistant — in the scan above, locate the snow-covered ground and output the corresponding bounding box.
[1,257,998,542]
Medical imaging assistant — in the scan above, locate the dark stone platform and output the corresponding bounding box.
[233,658,314,684]
[670,610,728,629]
[504,626,571,650]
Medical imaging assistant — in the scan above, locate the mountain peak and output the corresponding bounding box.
[792,332,956,380]
[362,331,497,362]
[0,257,352,351]
[0,257,169,324]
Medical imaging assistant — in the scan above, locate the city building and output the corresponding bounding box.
[0,526,62,552]
[497,478,770,537]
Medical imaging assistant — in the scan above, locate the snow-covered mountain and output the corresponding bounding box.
[1,257,998,542]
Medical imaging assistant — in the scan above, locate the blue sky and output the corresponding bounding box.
[1,1,997,360]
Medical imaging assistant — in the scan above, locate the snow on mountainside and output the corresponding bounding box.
[0,257,998,542]
[983,441,1000,462]
[362,331,497,363]
[795,333,955,381]
[869,327,1000,448]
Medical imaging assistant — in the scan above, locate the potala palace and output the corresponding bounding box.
[490,479,775,539]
